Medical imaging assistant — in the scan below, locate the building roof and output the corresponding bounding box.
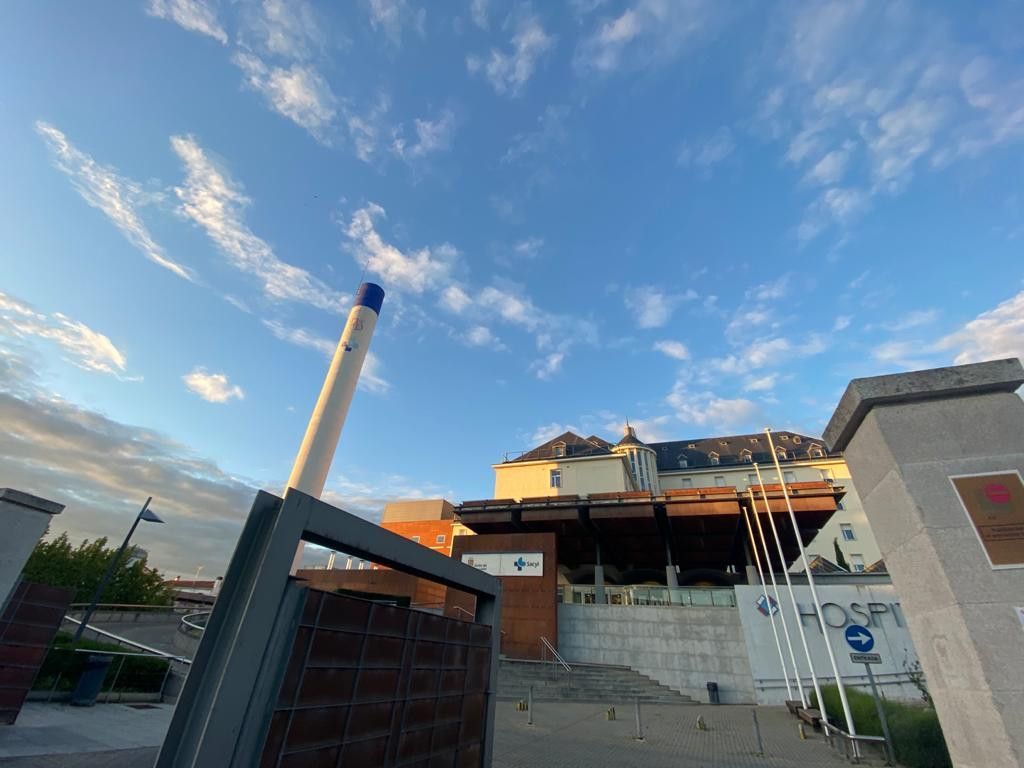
[504,429,833,469]
[864,558,888,574]
[614,425,647,449]
[804,554,848,574]
[507,431,615,463]
[649,431,830,471]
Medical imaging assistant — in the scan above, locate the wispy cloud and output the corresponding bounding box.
[530,352,565,380]
[502,105,569,163]
[233,53,337,143]
[262,319,391,393]
[883,309,939,332]
[183,368,245,403]
[575,0,720,73]
[367,0,425,45]
[747,275,790,302]
[833,315,852,332]
[393,109,457,160]
[35,122,193,282]
[171,135,345,311]
[439,284,473,314]
[467,16,554,96]
[247,0,323,59]
[348,94,391,162]
[743,373,778,392]
[345,203,458,293]
[147,0,227,44]
[463,325,505,350]
[470,0,489,30]
[0,292,129,376]
[676,127,735,171]
[529,421,579,444]
[653,340,689,360]
[938,290,1024,365]
[667,380,759,430]
[624,286,697,328]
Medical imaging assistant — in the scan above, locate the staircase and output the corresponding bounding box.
[497,658,695,704]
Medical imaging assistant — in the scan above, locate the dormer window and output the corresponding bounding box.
[792,436,801,444]
[719,441,728,447]
[687,443,696,449]
[808,445,824,458]
[709,452,720,466]
[749,438,759,444]
[553,442,566,458]
[677,455,688,468]
[781,435,790,441]
[776,447,787,459]
[740,449,752,463]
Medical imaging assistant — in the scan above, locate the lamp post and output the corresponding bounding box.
[72,497,165,642]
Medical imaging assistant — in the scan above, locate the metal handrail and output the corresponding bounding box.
[180,611,211,632]
[453,606,474,620]
[68,603,179,611]
[64,615,191,665]
[540,636,571,673]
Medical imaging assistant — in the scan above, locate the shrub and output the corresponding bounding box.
[812,684,951,768]
[34,633,170,694]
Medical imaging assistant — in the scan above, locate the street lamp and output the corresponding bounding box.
[72,496,165,642]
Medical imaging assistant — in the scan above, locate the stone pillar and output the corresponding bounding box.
[0,489,65,605]
[594,539,606,604]
[664,537,679,588]
[824,359,1024,768]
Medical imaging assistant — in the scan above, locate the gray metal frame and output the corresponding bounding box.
[155,489,502,768]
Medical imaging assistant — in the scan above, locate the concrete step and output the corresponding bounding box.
[498,659,694,705]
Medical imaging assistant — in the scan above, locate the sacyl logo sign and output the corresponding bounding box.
[460,552,543,576]
[756,594,780,617]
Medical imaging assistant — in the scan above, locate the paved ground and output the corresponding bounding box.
[0,701,873,767]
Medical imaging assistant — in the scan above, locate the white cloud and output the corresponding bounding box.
[748,276,790,302]
[530,422,578,444]
[833,315,852,331]
[262,319,390,393]
[183,368,245,403]
[513,237,544,259]
[171,135,344,311]
[0,292,129,376]
[575,0,719,73]
[35,122,193,282]
[710,333,829,374]
[667,381,759,430]
[530,351,565,380]
[367,0,424,45]
[602,414,674,443]
[883,309,939,332]
[624,286,697,328]
[233,53,337,142]
[345,203,458,293]
[467,16,554,96]
[806,142,854,185]
[464,325,504,350]
[470,0,489,29]
[478,285,542,332]
[147,0,227,44]
[440,284,473,314]
[347,94,391,162]
[653,340,689,360]
[871,340,932,370]
[799,186,869,243]
[938,290,1024,365]
[393,109,456,159]
[249,0,323,59]
[743,374,777,392]
[677,128,735,170]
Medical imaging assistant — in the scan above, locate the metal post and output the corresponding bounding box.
[108,654,127,703]
[158,660,174,703]
[765,430,859,748]
[865,664,894,765]
[527,685,533,726]
[751,708,764,756]
[633,697,644,740]
[73,497,152,642]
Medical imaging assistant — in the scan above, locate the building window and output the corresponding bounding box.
[715,475,726,487]
[850,554,865,573]
[776,447,787,460]
[709,452,720,465]
[677,455,688,468]
[680,478,693,488]
[819,469,832,482]
[780,434,790,441]
[687,443,696,449]
[792,436,801,444]
[411,536,420,543]
[784,470,796,484]
[740,449,752,463]
[840,523,855,541]
[565,445,574,456]
[553,442,565,458]
[435,534,446,544]
[550,469,562,488]
[808,445,824,458]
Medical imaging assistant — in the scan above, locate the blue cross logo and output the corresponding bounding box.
[514,557,527,571]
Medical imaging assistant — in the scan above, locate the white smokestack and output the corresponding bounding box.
[289,282,385,571]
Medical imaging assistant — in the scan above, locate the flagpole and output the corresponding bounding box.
[765,429,857,743]
[753,462,826,723]
[742,492,795,703]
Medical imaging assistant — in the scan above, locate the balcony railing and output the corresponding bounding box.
[557,584,737,608]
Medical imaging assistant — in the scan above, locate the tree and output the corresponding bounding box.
[833,538,851,572]
[21,533,172,606]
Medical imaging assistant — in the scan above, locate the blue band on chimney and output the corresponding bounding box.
[355,282,385,315]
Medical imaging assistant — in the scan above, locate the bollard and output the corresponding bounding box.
[751,709,764,756]
[527,686,533,726]
[633,698,644,741]
[606,706,616,721]
[696,715,707,731]
[798,722,807,741]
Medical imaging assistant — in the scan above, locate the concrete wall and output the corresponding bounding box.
[493,455,631,500]
[0,490,63,606]
[557,604,755,704]
[381,498,454,522]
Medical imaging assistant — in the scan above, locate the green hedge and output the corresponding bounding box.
[812,685,951,768]
[33,633,170,694]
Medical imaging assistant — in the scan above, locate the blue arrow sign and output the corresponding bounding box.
[844,625,875,652]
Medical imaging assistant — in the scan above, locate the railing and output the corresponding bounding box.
[64,615,192,664]
[180,611,211,634]
[558,585,737,607]
[539,636,572,685]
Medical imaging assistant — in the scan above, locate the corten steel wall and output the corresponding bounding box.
[260,588,492,767]
[0,582,73,724]
[448,533,557,660]
[382,520,459,556]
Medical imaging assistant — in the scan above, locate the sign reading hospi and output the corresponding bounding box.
[461,552,543,577]
[950,471,1024,569]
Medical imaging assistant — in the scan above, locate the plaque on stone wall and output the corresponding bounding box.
[950,471,1024,569]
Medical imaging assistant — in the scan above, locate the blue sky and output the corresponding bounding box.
[2,0,1023,576]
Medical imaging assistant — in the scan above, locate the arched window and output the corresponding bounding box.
[677,455,688,468]
[709,451,720,466]
[808,444,824,458]
[740,449,752,463]
[776,446,787,460]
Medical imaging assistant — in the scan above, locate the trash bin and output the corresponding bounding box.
[706,681,720,704]
[70,654,114,706]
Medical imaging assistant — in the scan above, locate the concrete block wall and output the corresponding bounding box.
[557,604,756,704]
